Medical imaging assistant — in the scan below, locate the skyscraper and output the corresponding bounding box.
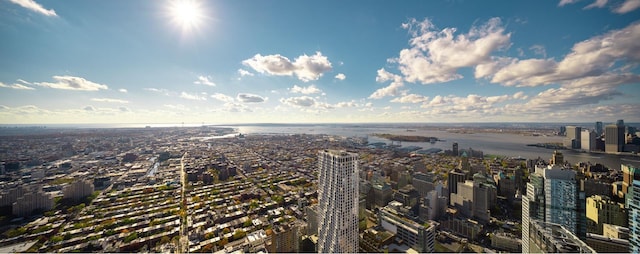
[564,126,582,149]
[452,142,459,156]
[595,121,603,136]
[523,154,586,253]
[317,150,359,253]
[605,123,625,153]
[625,164,640,253]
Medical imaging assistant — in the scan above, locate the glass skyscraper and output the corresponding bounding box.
[625,164,640,253]
[317,150,359,253]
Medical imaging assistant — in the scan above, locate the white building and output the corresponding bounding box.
[63,179,95,201]
[581,129,596,152]
[317,150,359,253]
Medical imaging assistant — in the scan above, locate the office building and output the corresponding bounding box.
[412,172,435,198]
[527,220,595,253]
[564,126,582,149]
[447,169,466,200]
[605,123,625,153]
[595,121,603,136]
[581,130,596,152]
[379,202,437,253]
[317,150,359,253]
[449,173,496,223]
[585,195,627,234]
[452,142,459,156]
[12,190,54,216]
[625,164,640,253]
[523,155,586,253]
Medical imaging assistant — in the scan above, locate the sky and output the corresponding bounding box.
[1,0,639,124]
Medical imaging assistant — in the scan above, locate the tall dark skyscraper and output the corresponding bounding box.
[595,121,603,136]
[452,142,459,156]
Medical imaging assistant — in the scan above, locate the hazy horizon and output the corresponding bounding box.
[1,0,639,124]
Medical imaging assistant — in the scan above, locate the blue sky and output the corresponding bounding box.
[1,0,639,124]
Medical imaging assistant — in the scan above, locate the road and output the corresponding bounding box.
[180,152,188,253]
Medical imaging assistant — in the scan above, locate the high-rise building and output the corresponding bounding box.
[379,202,437,253]
[527,220,596,253]
[522,156,586,253]
[605,123,625,153]
[581,130,596,152]
[447,170,466,200]
[317,150,359,253]
[564,126,582,149]
[452,142,459,156]
[595,121,603,136]
[586,195,627,234]
[625,164,640,253]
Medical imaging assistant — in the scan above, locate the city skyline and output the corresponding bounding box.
[1,0,640,124]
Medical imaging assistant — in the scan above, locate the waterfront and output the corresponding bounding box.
[223,124,639,170]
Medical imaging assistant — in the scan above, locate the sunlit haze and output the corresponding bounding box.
[1,0,639,124]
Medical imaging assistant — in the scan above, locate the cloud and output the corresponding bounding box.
[390,94,429,104]
[83,105,96,111]
[513,91,529,100]
[280,96,316,107]
[369,68,406,99]
[194,76,216,86]
[0,82,35,90]
[558,0,580,6]
[242,52,333,82]
[223,102,251,112]
[8,0,57,16]
[119,107,130,112]
[335,100,359,108]
[238,69,254,77]
[614,0,640,13]
[584,0,608,9]
[529,45,547,57]
[35,76,108,91]
[237,93,265,103]
[164,104,190,111]
[390,17,510,84]
[118,88,128,93]
[180,92,207,101]
[289,84,322,94]
[91,98,129,104]
[144,88,170,96]
[211,93,234,102]
[480,22,640,87]
[335,73,346,80]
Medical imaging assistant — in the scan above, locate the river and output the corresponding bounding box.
[216,124,640,170]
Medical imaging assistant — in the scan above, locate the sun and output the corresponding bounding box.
[169,0,205,32]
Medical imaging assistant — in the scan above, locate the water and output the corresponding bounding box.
[217,124,639,170]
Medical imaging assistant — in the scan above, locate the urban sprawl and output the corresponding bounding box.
[0,120,639,253]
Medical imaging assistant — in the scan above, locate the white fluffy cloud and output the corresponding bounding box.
[8,0,57,16]
[615,0,640,13]
[242,52,332,82]
[390,94,429,104]
[35,76,108,91]
[559,0,639,13]
[180,92,207,101]
[211,93,234,102]
[392,17,511,84]
[91,98,129,104]
[237,69,254,77]
[237,93,266,103]
[369,69,406,99]
[118,88,128,93]
[335,73,346,80]
[280,96,316,107]
[480,22,640,88]
[194,76,216,86]
[0,82,35,90]
[290,84,322,94]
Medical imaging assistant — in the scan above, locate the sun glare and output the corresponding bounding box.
[169,0,204,32]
